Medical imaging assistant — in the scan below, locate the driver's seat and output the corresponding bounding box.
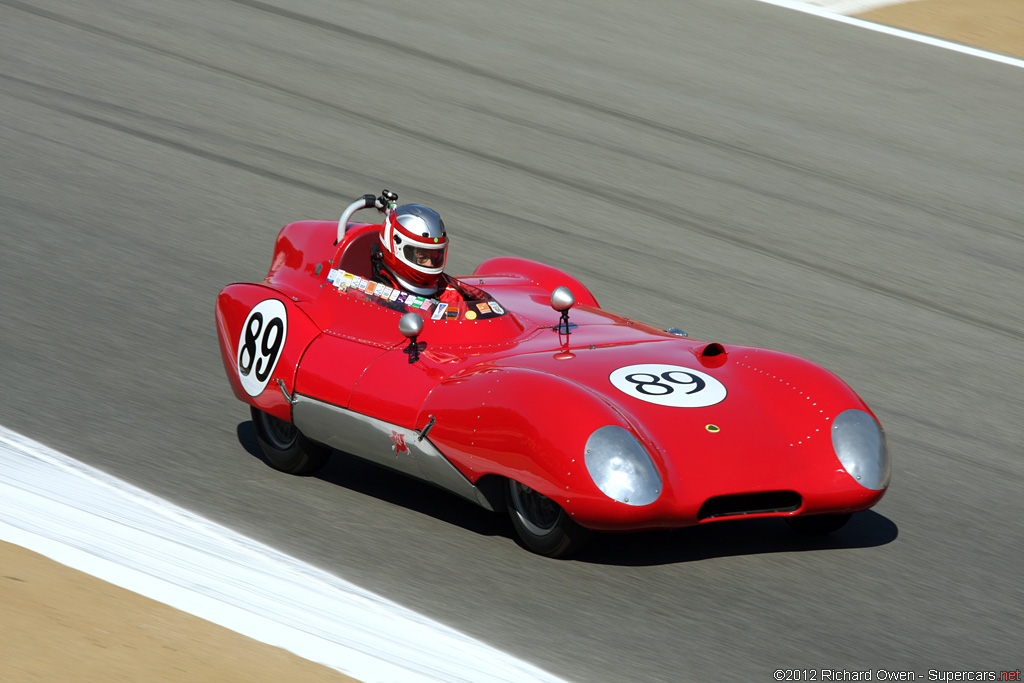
[335,227,378,279]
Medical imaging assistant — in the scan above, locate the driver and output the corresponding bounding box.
[371,204,471,305]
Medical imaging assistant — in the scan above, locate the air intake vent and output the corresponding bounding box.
[697,491,801,520]
[700,343,726,357]
[690,342,728,367]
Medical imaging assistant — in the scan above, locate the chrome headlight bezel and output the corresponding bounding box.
[584,426,662,506]
[832,409,891,491]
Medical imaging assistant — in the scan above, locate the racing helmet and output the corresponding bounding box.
[380,204,448,295]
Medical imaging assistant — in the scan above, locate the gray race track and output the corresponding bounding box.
[2,0,1022,679]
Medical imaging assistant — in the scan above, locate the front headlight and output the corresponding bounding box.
[832,409,891,491]
[585,426,662,506]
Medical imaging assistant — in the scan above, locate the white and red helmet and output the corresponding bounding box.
[380,204,449,295]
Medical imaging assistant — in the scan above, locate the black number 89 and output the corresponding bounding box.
[625,370,705,396]
[239,312,284,382]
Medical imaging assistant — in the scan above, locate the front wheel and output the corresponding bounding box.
[250,406,330,475]
[506,480,593,558]
[787,513,852,534]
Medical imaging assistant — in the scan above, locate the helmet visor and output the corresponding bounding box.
[404,244,446,271]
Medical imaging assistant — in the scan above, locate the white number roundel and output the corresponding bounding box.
[236,299,288,397]
[609,363,726,407]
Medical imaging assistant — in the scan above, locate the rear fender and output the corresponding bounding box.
[473,257,600,308]
[260,220,382,305]
[215,283,321,421]
[263,220,336,302]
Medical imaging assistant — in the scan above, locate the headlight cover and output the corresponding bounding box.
[832,409,891,491]
[584,426,662,506]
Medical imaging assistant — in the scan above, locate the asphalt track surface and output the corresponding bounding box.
[1,0,1022,680]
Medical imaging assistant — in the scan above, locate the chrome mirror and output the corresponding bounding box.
[399,312,425,363]
[550,286,575,335]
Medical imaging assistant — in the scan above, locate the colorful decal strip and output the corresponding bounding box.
[327,268,440,312]
[609,363,727,408]
[326,268,507,321]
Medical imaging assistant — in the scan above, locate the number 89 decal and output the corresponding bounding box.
[236,299,288,397]
[609,364,726,407]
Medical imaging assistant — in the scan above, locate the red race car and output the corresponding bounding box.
[216,190,890,558]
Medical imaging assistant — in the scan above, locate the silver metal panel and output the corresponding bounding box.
[584,425,662,506]
[291,394,496,510]
[831,409,891,491]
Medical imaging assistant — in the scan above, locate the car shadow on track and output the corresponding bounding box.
[238,421,898,565]
[237,421,508,538]
[574,511,898,566]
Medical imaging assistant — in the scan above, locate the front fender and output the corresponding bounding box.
[420,364,649,527]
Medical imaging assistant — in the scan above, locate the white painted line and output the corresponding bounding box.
[0,425,572,683]
[753,0,1024,70]
[795,0,908,13]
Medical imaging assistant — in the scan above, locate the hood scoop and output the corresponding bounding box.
[690,342,727,367]
[697,342,725,357]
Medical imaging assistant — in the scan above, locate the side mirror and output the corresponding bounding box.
[550,286,575,335]
[399,312,425,363]
[550,286,575,312]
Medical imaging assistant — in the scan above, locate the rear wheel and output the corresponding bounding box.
[787,513,852,534]
[506,480,593,558]
[250,406,330,475]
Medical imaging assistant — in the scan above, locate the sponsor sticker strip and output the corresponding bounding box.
[326,268,506,320]
[327,268,438,310]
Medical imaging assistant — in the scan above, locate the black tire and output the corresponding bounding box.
[506,479,593,558]
[250,406,330,475]
[787,513,852,534]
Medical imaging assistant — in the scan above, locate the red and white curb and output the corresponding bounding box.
[0,425,571,683]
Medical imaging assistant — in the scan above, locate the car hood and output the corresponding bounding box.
[490,337,869,499]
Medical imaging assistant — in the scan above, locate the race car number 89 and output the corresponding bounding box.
[237,299,288,397]
[609,364,726,407]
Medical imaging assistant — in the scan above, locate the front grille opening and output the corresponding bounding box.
[698,491,801,520]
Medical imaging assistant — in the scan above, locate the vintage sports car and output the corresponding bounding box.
[215,190,890,558]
